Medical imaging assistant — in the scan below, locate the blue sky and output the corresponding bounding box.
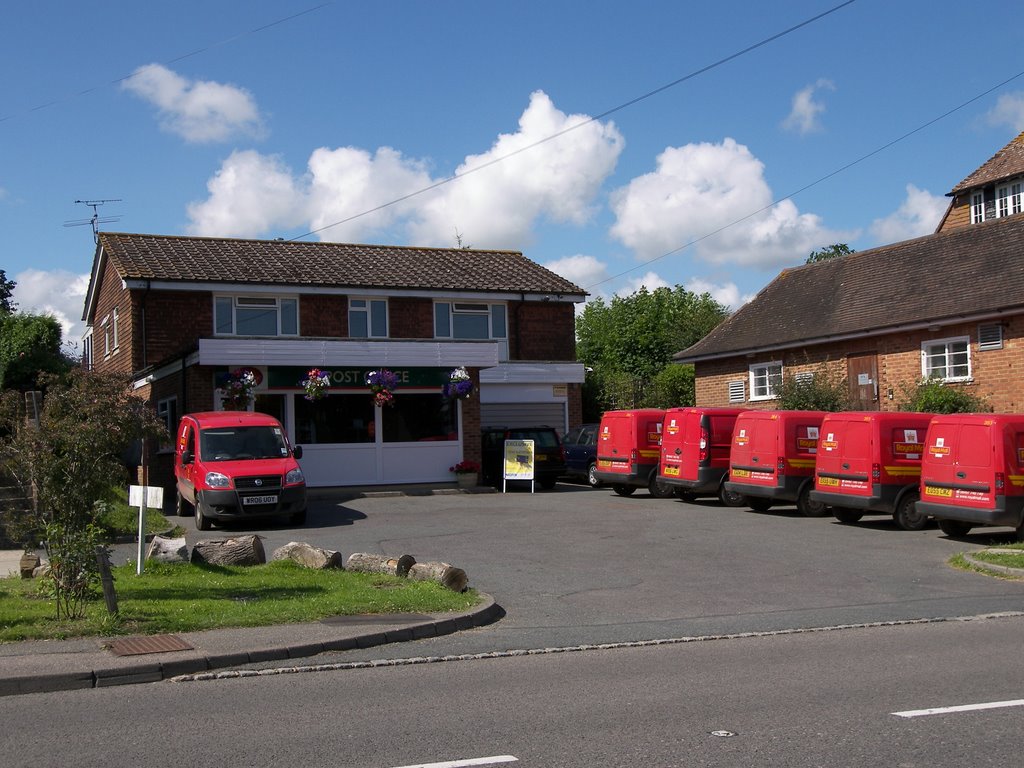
[4,1,1024,348]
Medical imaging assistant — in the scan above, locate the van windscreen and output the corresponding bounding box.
[200,426,289,462]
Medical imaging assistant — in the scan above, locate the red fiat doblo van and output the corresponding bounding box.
[809,411,933,530]
[174,411,307,531]
[724,410,828,515]
[594,408,672,497]
[917,413,1024,539]
[658,407,747,505]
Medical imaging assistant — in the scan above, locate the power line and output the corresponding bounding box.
[290,0,858,241]
[0,4,332,124]
[585,66,1024,292]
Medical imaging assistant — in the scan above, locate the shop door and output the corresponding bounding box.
[847,353,879,410]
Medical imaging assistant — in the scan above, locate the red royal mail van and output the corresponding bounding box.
[809,411,933,530]
[916,413,1024,539]
[724,410,828,515]
[594,408,672,497]
[658,407,747,505]
[174,411,307,531]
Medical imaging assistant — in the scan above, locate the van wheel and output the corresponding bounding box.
[797,485,828,517]
[937,519,972,537]
[194,501,213,531]
[718,483,746,507]
[649,475,675,499]
[747,497,773,512]
[612,484,636,497]
[587,463,601,488]
[893,493,927,531]
[175,490,193,518]
[833,507,864,524]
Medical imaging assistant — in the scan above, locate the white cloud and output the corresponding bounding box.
[869,184,948,243]
[986,92,1024,132]
[617,271,670,297]
[685,277,754,311]
[122,63,265,144]
[543,254,608,293]
[610,138,843,268]
[782,79,835,135]
[11,269,90,345]
[185,90,624,247]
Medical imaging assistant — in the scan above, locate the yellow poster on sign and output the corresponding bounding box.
[503,439,535,480]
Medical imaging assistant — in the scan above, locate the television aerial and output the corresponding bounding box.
[64,199,122,243]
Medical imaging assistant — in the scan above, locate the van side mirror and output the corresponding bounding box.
[293,445,303,460]
[181,449,193,465]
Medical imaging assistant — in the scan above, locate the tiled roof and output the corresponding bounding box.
[949,130,1024,194]
[675,214,1024,362]
[95,232,586,296]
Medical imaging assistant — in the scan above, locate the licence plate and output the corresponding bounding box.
[818,477,840,487]
[535,453,547,461]
[731,469,751,478]
[924,486,952,498]
[663,466,679,477]
[243,494,278,506]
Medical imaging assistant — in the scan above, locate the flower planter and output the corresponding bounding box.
[456,472,478,489]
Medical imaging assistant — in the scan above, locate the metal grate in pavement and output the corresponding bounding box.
[107,634,194,656]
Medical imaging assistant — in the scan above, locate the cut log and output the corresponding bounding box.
[146,535,189,564]
[345,552,415,577]
[271,541,343,570]
[408,561,468,592]
[191,535,266,566]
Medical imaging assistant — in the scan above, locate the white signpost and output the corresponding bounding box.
[502,439,535,493]
[129,485,164,575]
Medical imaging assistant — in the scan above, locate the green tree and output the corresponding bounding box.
[0,270,14,314]
[0,312,71,391]
[0,370,166,618]
[806,243,854,264]
[576,286,728,415]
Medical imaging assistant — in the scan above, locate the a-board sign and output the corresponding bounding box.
[503,439,535,480]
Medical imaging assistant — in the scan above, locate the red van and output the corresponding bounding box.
[658,407,747,505]
[809,411,933,530]
[174,411,307,531]
[917,413,1024,539]
[594,408,672,497]
[724,410,828,515]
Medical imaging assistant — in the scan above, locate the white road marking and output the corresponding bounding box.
[391,756,518,768]
[893,698,1024,718]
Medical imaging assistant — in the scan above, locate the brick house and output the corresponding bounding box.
[82,233,586,489]
[675,131,1024,412]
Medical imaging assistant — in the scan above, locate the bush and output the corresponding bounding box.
[898,377,990,414]
[776,364,849,412]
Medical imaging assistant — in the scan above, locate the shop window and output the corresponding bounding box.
[749,361,782,401]
[214,295,298,336]
[921,337,970,382]
[295,394,375,444]
[349,298,388,338]
[382,393,458,442]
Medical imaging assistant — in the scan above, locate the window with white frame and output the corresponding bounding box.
[434,302,507,341]
[728,380,745,403]
[749,361,782,400]
[996,181,1023,219]
[102,313,111,357]
[214,295,298,336]
[348,298,388,338]
[970,191,985,224]
[156,396,178,450]
[111,307,119,351]
[921,336,971,381]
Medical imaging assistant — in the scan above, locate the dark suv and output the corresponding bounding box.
[481,426,567,489]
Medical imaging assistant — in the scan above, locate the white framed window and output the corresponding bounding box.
[749,361,782,401]
[996,181,1023,219]
[434,302,507,341]
[111,307,119,351]
[978,323,1003,351]
[921,336,971,381]
[349,298,388,338]
[971,191,986,224]
[728,380,745,403]
[214,295,298,337]
[156,396,178,450]
[101,313,111,357]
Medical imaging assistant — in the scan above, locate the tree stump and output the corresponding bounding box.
[345,552,416,577]
[271,541,343,570]
[408,561,468,592]
[146,535,189,564]
[191,535,266,566]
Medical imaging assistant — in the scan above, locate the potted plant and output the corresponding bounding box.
[301,368,330,402]
[449,459,480,489]
[366,368,398,407]
[220,367,258,411]
[442,366,474,400]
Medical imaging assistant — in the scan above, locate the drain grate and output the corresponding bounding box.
[107,634,194,656]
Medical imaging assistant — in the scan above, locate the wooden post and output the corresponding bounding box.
[95,545,118,615]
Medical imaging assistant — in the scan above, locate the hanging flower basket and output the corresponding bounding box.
[300,368,331,402]
[366,368,398,408]
[442,366,474,400]
[220,367,257,410]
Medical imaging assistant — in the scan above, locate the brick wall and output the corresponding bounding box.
[89,259,133,375]
[300,294,346,336]
[140,291,211,366]
[510,302,576,360]
[389,297,433,338]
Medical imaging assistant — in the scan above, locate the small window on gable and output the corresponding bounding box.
[971,192,986,224]
[728,380,745,403]
[112,307,119,351]
[978,323,1003,351]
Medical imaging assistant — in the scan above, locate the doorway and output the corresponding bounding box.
[846,353,879,410]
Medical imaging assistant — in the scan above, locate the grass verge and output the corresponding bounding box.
[0,560,480,642]
[950,543,1024,578]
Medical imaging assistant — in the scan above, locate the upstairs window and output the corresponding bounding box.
[922,337,970,382]
[996,181,1023,219]
[970,192,985,224]
[349,298,388,338]
[434,302,507,341]
[749,361,782,401]
[214,295,298,336]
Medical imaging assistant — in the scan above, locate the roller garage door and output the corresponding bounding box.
[480,402,566,433]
